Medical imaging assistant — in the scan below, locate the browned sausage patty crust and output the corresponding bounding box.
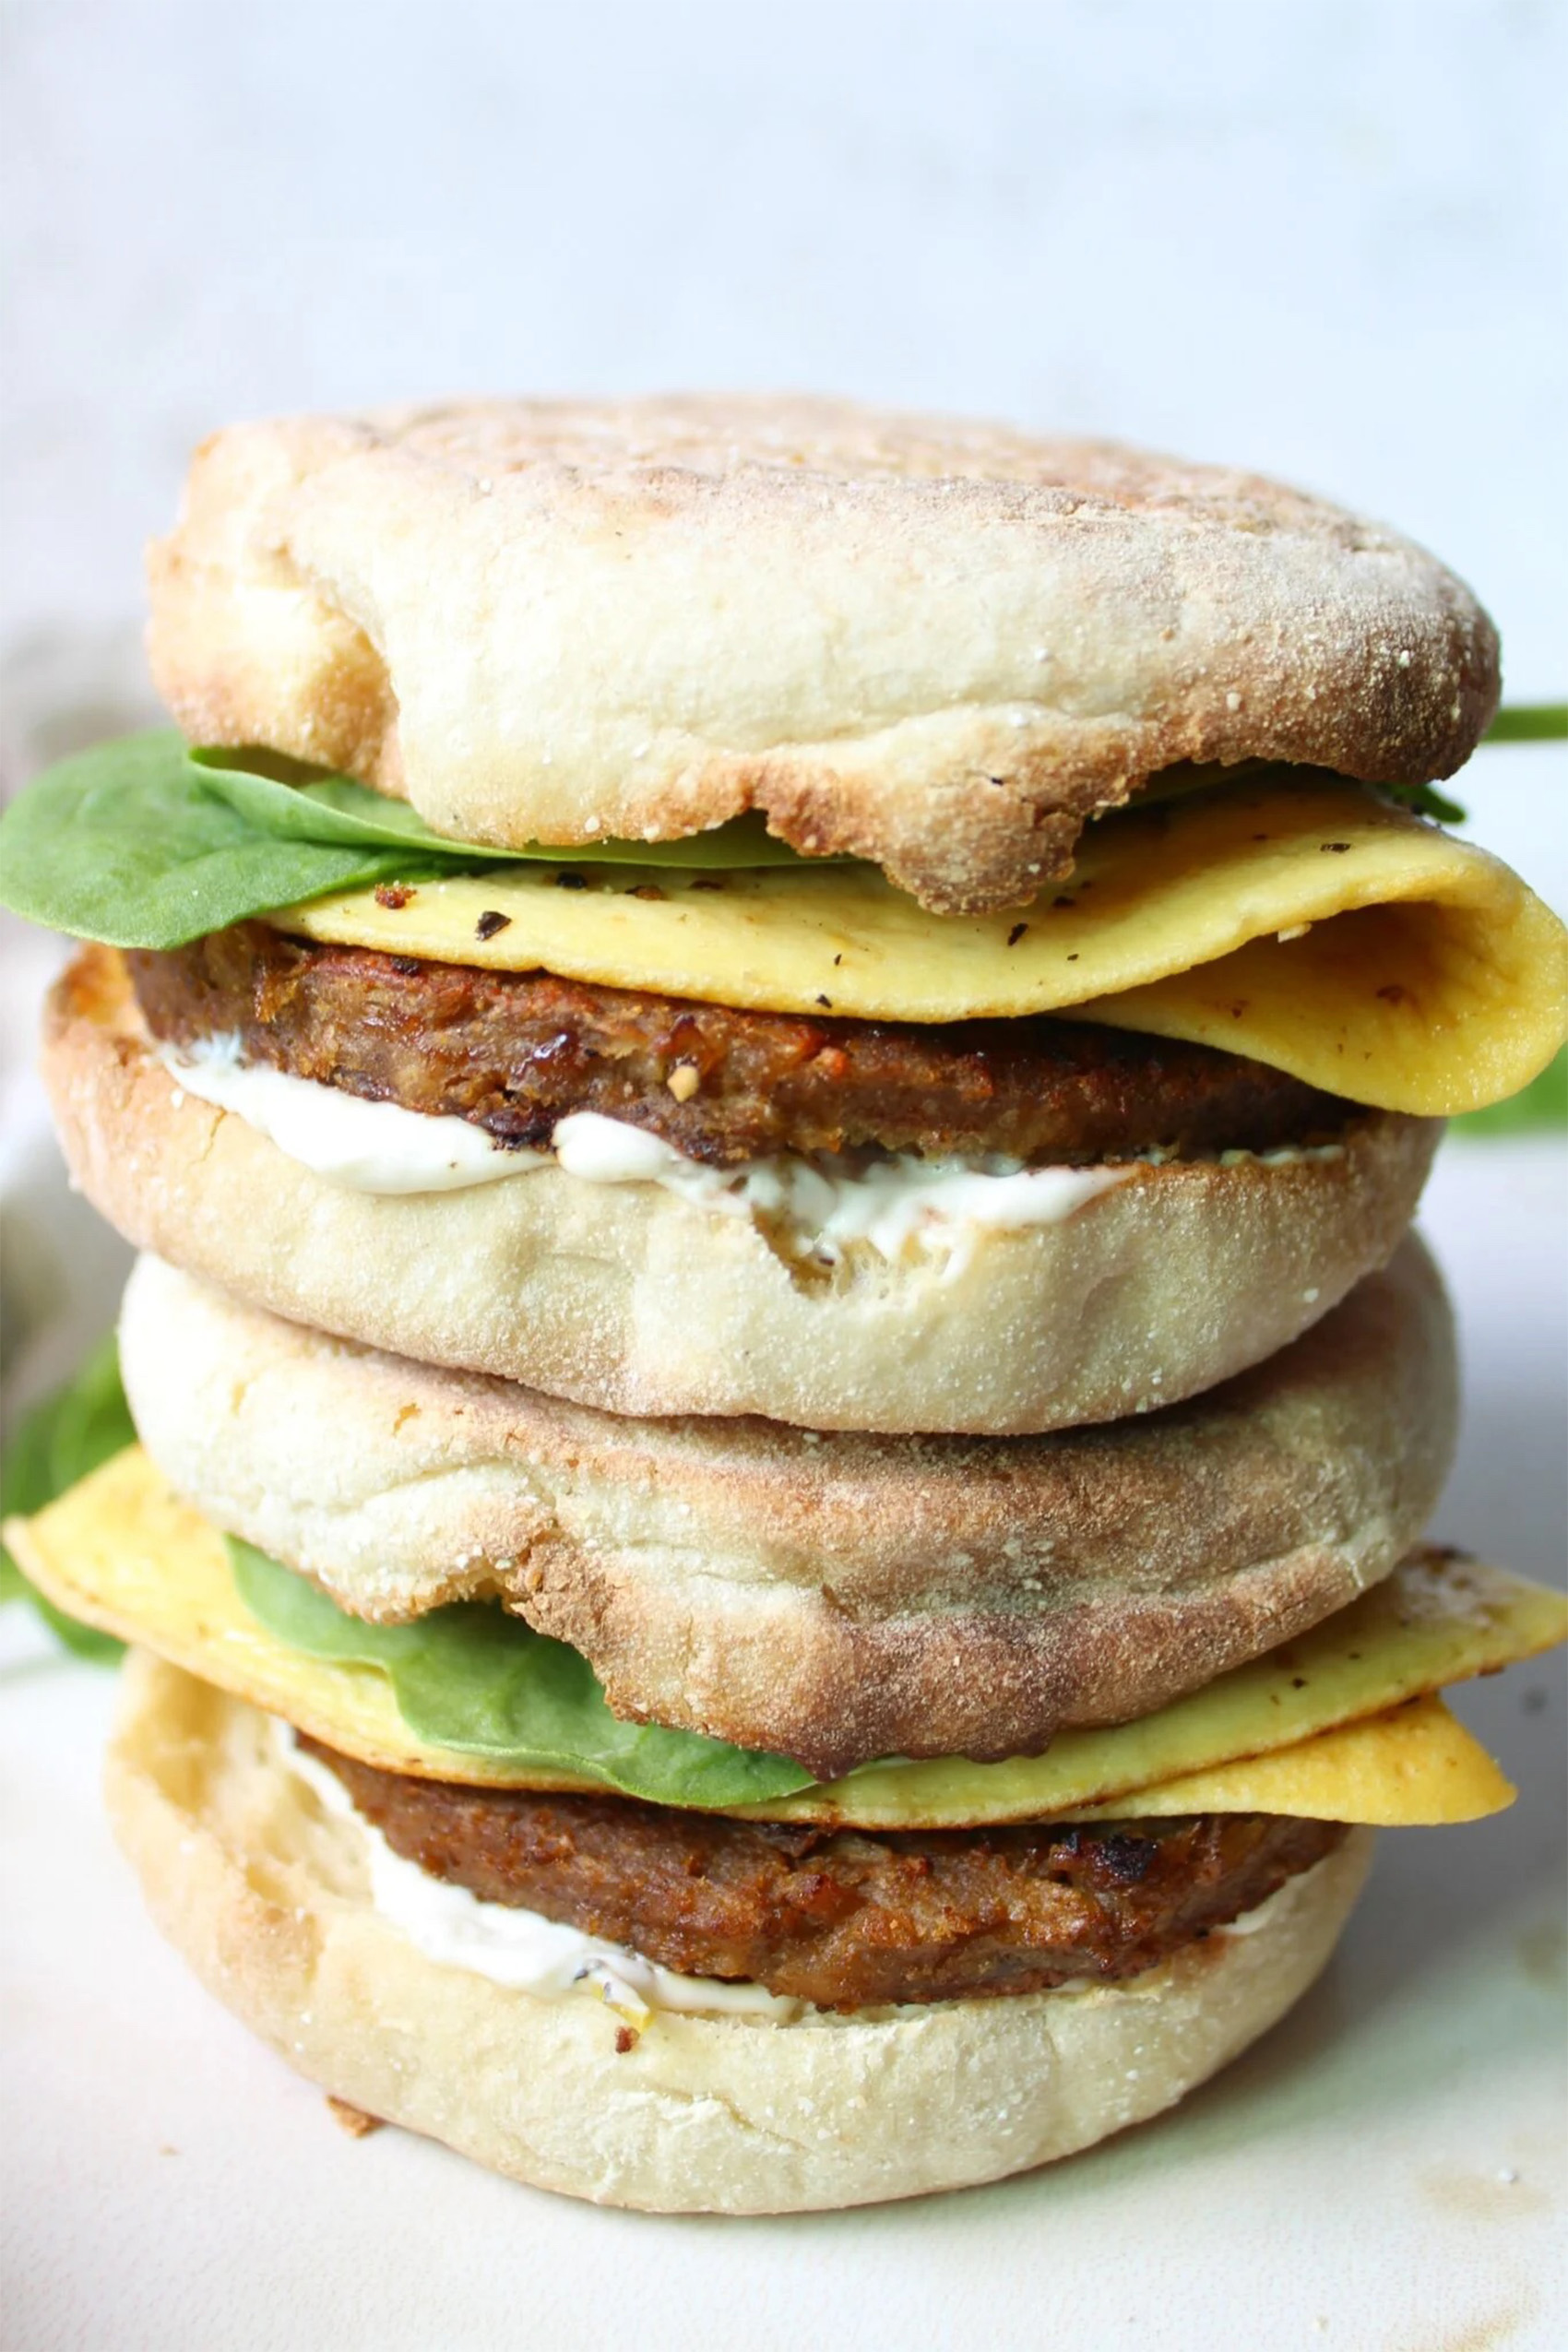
[304,1740,1345,2009]
[131,924,1356,1166]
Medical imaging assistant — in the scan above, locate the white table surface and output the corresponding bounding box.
[0,1133,1562,2352]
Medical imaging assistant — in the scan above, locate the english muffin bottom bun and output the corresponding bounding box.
[47,947,1438,1435]
[108,1652,1374,2215]
[119,1241,1458,1776]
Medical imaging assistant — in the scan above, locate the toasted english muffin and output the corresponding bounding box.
[148,396,1497,914]
[119,1242,1455,1776]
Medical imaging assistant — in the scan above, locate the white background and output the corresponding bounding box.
[2,0,1565,702]
[1,4,1564,2346]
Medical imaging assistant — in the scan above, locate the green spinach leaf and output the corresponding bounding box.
[1384,780,1467,825]
[229,1539,814,1807]
[0,731,844,952]
[191,748,817,870]
[1482,704,1568,744]
[0,731,421,946]
[1,1337,132,1660]
[1452,1045,1567,1137]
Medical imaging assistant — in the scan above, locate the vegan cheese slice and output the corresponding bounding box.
[10,1447,1561,1829]
[278,775,1568,1116]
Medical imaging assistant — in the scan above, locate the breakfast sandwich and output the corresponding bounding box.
[4,397,1564,2212]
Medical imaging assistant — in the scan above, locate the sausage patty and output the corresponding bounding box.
[131,924,1355,1166]
[305,1741,1345,2009]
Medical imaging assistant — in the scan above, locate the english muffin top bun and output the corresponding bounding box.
[147,396,1500,913]
[119,1243,1457,1776]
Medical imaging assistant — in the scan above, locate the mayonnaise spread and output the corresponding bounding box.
[160,1032,535,1193]
[158,1035,1133,1258]
[284,1733,800,2024]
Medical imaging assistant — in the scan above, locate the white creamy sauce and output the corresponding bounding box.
[552,1111,1131,1265]
[284,1735,799,2023]
[161,1033,540,1194]
[157,1037,1134,1258]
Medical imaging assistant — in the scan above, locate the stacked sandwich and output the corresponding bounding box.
[5,398,1566,2215]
